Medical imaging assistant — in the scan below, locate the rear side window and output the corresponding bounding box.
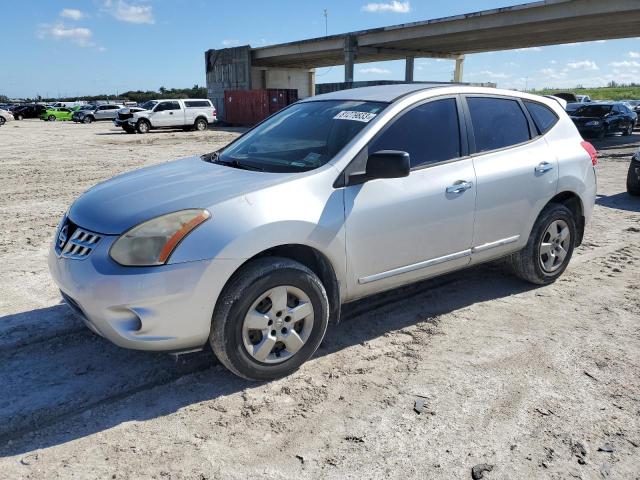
[369,98,461,169]
[185,100,211,108]
[467,97,531,153]
[524,101,559,135]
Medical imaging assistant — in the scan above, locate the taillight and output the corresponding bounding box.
[581,141,598,166]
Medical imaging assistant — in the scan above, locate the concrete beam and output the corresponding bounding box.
[454,56,465,83]
[344,35,357,83]
[248,0,640,69]
[405,56,414,82]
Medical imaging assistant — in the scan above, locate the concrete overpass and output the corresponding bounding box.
[206,0,640,115]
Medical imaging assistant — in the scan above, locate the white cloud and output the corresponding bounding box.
[567,60,598,70]
[104,0,154,24]
[512,47,541,52]
[629,51,640,59]
[609,60,640,68]
[469,70,510,79]
[37,23,93,47]
[60,8,84,20]
[362,1,410,13]
[358,67,392,75]
[222,39,240,46]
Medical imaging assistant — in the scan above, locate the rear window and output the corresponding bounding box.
[524,101,559,135]
[467,97,531,153]
[185,100,211,108]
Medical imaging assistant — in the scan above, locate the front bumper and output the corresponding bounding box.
[48,230,243,352]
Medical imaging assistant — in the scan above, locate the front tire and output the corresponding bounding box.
[136,119,150,134]
[123,125,135,134]
[83,116,93,124]
[16,114,23,121]
[210,257,329,381]
[627,159,640,196]
[507,204,576,285]
[48,115,56,122]
[622,123,633,136]
[0,117,5,126]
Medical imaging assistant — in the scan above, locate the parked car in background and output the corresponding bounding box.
[71,105,99,122]
[51,101,86,108]
[127,99,216,133]
[565,103,582,114]
[11,104,47,120]
[114,105,147,133]
[40,107,74,121]
[575,94,592,103]
[0,109,14,125]
[49,85,597,381]
[570,102,637,138]
[628,149,640,196]
[74,104,124,123]
[621,99,640,114]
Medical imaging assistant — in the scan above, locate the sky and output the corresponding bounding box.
[2,0,640,99]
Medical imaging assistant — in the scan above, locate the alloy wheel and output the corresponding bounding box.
[242,285,314,364]
[539,219,571,273]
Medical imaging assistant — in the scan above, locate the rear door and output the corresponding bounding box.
[463,95,559,262]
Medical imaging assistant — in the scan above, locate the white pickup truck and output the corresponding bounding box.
[125,99,216,134]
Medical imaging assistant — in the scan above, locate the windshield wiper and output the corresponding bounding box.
[209,153,264,171]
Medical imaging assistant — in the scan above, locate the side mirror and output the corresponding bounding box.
[365,150,411,180]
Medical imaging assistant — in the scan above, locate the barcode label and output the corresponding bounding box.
[333,111,377,123]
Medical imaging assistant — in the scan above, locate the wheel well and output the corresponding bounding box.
[547,191,584,246]
[246,244,341,324]
[194,116,208,124]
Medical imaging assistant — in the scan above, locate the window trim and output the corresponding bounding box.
[335,94,470,188]
[462,94,541,157]
[523,99,560,136]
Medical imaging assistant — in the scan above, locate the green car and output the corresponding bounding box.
[40,107,74,121]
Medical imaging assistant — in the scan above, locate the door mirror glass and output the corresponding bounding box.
[365,150,410,181]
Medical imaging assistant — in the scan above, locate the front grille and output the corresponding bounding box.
[56,218,102,260]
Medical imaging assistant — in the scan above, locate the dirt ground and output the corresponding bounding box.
[0,119,638,480]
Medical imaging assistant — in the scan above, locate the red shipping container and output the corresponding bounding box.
[224,89,298,125]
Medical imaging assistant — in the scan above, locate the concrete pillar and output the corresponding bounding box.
[344,35,357,83]
[454,55,465,83]
[405,56,414,82]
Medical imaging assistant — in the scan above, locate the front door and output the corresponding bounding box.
[153,101,182,127]
[343,97,477,299]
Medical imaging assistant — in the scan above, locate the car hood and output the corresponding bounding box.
[69,155,286,235]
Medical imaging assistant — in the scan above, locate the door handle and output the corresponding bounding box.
[169,112,174,115]
[446,181,473,194]
[535,162,554,174]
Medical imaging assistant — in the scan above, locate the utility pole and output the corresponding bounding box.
[324,9,328,37]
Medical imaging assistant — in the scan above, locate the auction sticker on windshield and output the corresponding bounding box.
[334,111,377,123]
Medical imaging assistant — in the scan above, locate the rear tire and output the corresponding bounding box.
[48,115,56,122]
[210,257,329,381]
[507,204,576,285]
[195,118,208,132]
[627,159,640,196]
[136,120,150,134]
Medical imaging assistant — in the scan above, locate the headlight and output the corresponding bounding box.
[109,209,211,266]
[585,120,601,127]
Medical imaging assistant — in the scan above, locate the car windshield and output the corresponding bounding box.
[140,100,158,110]
[574,105,612,117]
[218,100,388,172]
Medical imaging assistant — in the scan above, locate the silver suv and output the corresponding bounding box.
[49,84,597,381]
[73,104,124,123]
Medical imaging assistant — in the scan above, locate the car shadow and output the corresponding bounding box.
[0,262,538,457]
[591,132,640,151]
[93,126,248,136]
[596,192,640,212]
